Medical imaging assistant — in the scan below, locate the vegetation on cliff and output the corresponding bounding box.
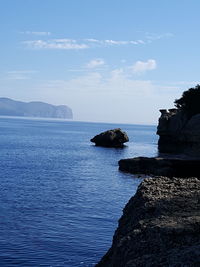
[174,84,200,117]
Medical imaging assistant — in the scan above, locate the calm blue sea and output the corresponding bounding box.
[0,117,158,267]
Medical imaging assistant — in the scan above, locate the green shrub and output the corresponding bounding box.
[174,84,200,117]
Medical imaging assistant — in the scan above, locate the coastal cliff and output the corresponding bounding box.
[97,177,200,266]
[0,98,73,119]
[157,85,200,156]
[157,109,200,156]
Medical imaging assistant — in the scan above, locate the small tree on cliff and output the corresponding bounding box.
[174,84,200,117]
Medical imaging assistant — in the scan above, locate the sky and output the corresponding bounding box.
[1,0,200,124]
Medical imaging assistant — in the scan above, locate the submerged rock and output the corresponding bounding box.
[119,156,200,177]
[96,177,200,266]
[91,128,129,147]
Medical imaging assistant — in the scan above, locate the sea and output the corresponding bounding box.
[0,117,158,267]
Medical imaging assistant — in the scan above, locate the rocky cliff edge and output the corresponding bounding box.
[157,109,200,156]
[96,177,200,267]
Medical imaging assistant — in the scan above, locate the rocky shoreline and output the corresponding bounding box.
[96,177,200,266]
[96,88,200,266]
[119,157,200,178]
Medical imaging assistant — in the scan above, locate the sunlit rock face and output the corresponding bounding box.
[157,109,200,156]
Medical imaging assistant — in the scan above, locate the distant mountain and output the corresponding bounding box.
[0,98,73,119]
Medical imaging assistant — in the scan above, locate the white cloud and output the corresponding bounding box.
[67,69,88,72]
[23,39,89,50]
[86,58,105,68]
[20,31,51,36]
[166,81,199,86]
[29,70,167,124]
[86,39,146,46]
[131,59,157,74]
[84,35,170,46]
[104,40,129,45]
[6,70,36,80]
[2,67,183,124]
[22,32,173,50]
[85,38,100,43]
[145,32,174,42]
[110,68,124,79]
[23,38,146,50]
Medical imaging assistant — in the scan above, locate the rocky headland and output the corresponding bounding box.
[97,177,200,266]
[0,97,73,119]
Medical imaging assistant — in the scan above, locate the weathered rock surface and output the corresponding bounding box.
[91,128,129,147]
[96,177,200,267]
[0,97,73,119]
[119,157,200,177]
[157,109,200,156]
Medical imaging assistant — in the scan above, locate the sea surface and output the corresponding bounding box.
[0,117,158,267]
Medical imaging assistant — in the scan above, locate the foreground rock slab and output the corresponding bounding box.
[96,177,200,267]
[91,128,129,148]
[119,156,200,177]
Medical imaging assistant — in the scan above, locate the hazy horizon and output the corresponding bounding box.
[1,0,200,124]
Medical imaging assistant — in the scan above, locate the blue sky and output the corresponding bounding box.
[1,0,200,124]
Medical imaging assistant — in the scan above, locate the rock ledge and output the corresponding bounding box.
[96,177,200,266]
[119,156,200,177]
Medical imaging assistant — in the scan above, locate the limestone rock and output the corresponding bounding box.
[91,128,129,147]
[157,109,200,156]
[118,156,200,177]
[96,177,200,266]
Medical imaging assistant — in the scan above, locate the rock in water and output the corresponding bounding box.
[90,128,129,147]
[96,177,200,266]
